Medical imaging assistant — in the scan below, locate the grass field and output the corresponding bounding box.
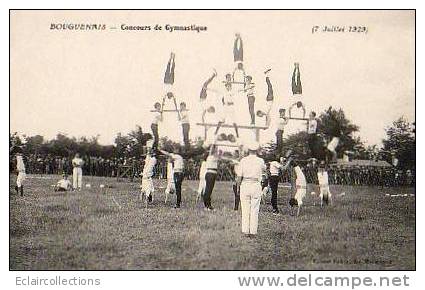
[10,174,415,270]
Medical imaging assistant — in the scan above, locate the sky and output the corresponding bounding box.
[10,10,415,147]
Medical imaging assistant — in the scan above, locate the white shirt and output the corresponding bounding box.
[170,153,184,172]
[318,171,329,188]
[72,157,84,168]
[199,161,207,179]
[239,154,266,182]
[294,166,306,187]
[327,137,340,151]
[223,91,234,105]
[206,155,218,171]
[308,119,317,134]
[276,117,289,131]
[152,111,162,125]
[233,69,245,84]
[269,161,283,176]
[57,179,71,189]
[392,157,399,167]
[180,110,189,124]
[142,155,157,178]
[16,155,26,172]
[146,139,154,149]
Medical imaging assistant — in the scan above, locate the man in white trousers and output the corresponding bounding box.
[327,136,340,163]
[196,153,207,203]
[164,155,175,204]
[317,163,332,207]
[237,141,266,237]
[13,147,26,197]
[160,147,185,209]
[141,147,157,205]
[289,161,307,216]
[72,153,84,191]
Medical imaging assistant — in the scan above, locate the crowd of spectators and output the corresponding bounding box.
[10,154,414,187]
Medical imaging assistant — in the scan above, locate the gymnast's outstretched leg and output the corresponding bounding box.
[164,52,175,86]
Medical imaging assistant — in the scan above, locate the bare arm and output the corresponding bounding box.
[261,161,267,179]
[160,150,172,157]
[201,110,206,123]
[209,144,217,156]
[301,104,306,118]
[220,156,238,164]
[236,176,243,187]
[208,134,219,155]
[288,103,296,118]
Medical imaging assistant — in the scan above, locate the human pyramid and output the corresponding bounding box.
[10,34,343,238]
[140,33,342,237]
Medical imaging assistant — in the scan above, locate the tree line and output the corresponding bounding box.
[10,107,415,170]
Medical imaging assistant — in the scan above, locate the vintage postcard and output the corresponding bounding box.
[10,10,415,274]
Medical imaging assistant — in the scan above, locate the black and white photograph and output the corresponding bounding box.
[9,9,415,273]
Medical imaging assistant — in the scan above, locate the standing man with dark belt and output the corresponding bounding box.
[161,146,184,208]
[237,141,266,237]
[269,155,292,214]
[221,150,242,211]
[203,143,219,211]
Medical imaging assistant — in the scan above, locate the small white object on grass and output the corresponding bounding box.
[310,191,316,196]
[112,196,122,209]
